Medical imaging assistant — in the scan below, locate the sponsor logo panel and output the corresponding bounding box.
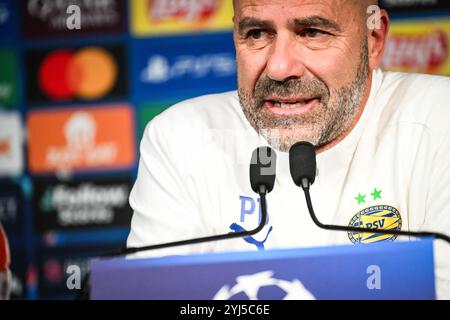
[131,0,233,36]
[0,0,19,42]
[21,0,126,38]
[133,34,236,101]
[32,176,133,232]
[27,104,135,174]
[383,19,450,75]
[25,44,128,105]
[0,112,24,176]
[138,103,173,140]
[9,248,27,300]
[0,181,23,234]
[37,246,117,298]
[0,48,19,108]
[380,0,450,13]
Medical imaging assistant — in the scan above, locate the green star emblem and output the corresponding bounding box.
[371,188,382,200]
[355,193,366,205]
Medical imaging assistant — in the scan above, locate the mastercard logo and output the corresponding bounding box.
[38,47,118,101]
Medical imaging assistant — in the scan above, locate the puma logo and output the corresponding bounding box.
[229,223,273,251]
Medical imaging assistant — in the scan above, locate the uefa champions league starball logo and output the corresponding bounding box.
[213,271,315,300]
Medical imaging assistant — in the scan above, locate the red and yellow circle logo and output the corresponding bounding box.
[38,47,117,101]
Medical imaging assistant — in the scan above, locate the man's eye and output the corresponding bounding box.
[246,29,266,40]
[300,28,329,38]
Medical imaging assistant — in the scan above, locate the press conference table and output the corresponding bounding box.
[90,239,435,300]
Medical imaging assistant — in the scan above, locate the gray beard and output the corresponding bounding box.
[238,41,370,152]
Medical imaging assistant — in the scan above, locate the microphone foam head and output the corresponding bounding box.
[250,146,277,194]
[289,141,317,186]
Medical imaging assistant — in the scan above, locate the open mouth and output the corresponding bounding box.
[264,97,319,114]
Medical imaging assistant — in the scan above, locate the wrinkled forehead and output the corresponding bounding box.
[233,0,367,21]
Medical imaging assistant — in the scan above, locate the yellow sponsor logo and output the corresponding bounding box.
[130,0,234,36]
[383,19,450,75]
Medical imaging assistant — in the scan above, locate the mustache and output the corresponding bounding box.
[253,77,330,105]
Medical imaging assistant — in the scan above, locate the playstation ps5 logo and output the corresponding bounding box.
[140,53,236,84]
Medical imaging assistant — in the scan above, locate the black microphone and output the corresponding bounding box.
[103,146,277,257]
[250,146,277,194]
[289,141,450,244]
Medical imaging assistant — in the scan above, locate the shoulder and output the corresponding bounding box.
[380,71,450,117]
[382,71,450,96]
[376,71,450,140]
[142,91,243,147]
[150,91,240,130]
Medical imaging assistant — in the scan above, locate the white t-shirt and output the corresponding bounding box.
[127,69,450,299]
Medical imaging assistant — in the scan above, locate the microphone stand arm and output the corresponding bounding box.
[301,178,450,244]
[103,185,269,258]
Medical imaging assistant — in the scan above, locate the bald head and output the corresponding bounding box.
[233,0,383,35]
[233,0,379,5]
[233,0,380,15]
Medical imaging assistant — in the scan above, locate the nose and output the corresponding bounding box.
[266,33,306,82]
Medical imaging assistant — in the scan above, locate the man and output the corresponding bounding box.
[128,1,450,298]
